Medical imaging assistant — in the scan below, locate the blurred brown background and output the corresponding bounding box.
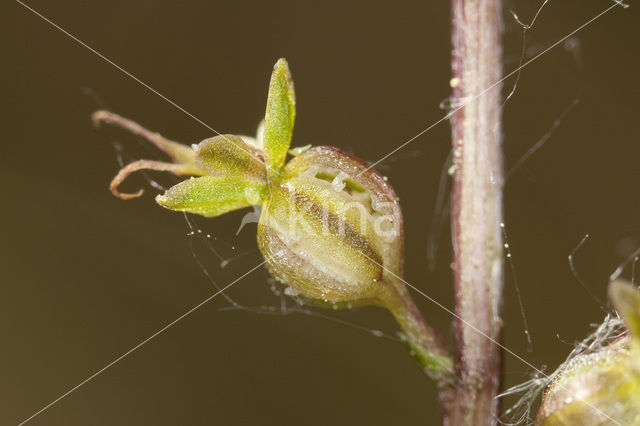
[5,0,639,424]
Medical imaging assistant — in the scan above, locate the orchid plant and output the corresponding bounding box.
[94,59,640,425]
[93,59,453,385]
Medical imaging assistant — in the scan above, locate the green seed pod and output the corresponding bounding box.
[257,145,403,305]
[536,281,640,426]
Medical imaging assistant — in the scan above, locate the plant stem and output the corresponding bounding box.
[380,278,454,384]
[448,0,504,424]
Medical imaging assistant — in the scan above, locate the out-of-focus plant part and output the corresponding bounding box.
[93,58,454,383]
[536,280,640,425]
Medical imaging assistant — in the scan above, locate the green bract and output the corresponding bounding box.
[93,58,453,381]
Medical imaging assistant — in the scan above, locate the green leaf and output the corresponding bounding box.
[155,175,266,217]
[263,58,296,177]
[195,135,267,182]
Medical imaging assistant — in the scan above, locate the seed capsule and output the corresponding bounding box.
[536,281,640,426]
[257,145,403,304]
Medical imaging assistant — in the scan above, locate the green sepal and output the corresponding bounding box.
[156,175,266,217]
[263,58,296,177]
[195,135,267,183]
[609,280,640,340]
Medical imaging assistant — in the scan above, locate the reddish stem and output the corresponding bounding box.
[445,0,504,424]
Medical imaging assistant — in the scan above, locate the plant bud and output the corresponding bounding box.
[257,145,403,305]
[536,281,640,425]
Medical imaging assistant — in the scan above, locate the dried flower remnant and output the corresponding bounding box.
[536,280,640,426]
[93,59,454,383]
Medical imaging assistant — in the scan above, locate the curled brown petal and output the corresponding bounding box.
[92,110,196,165]
[110,160,204,200]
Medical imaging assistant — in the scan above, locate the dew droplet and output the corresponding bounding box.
[284,286,299,297]
[289,144,312,156]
